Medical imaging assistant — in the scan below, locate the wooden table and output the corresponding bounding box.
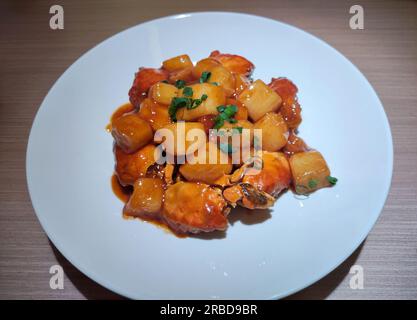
[1,0,416,300]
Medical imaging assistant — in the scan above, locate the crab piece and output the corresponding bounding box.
[283,130,309,156]
[223,183,276,209]
[268,77,298,101]
[114,144,158,186]
[162,182,230,233]
[212,174,233,188]
[128,68,169,107]
[145,163,166,180]
[223,151,291,209]
[209,50,255,76]
[242,151,291,197]
[268,78,302,128]
[280,99,302,129]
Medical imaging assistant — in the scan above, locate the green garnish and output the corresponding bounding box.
[308,179,318,189]
[213,104,239,129]
[200,71,211,83]
[169,78,212,120]
[211,82,219,86]
[175,80,186,89]
[188,98,202,109]
[217,105,226,113]
[169,91,209,120]
[188,94,208,110]
[214,119,224,129]
[183,86,193,97]
[233,127,243,134]
[171,97,191,108]
[224,105,237,117]
[168,97,191,121]
[327,176,338,185]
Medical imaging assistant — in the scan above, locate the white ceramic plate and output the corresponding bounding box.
[26,12,393,299]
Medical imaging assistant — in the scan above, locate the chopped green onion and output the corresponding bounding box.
[213,104,239,129]
[327,176,338,185]
[223,105,237,117]
[308,179,318,189]
[214,119,224,129]
[219,112,228,120]
[217,105,226,113]
[175,80,186,89]
[189,99,202,109]
[200,71,211,83]
[169,91,209,119]
[168,97,191,121]
[183,86,193,97]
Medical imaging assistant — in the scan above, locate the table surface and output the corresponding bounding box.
[1,0,416,300]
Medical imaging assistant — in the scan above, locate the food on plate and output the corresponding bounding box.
[237,79,282,122]
[253,113,288,151]
[109,51,338,235]
[111,113,153,153]
[289,150,335,194]
[163,182,229,233]
[123,178,164,219]
[114,144,158,186]
[179,142,233,184]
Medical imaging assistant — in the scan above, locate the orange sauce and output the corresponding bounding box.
[111,173,186,238]
[111,174,132,203]
[106,102,135,132]
[123,211,187,238]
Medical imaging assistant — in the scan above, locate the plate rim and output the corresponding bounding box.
[26,11,394,299]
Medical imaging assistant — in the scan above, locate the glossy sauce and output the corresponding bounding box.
[111,174,132,203]
[107,52,334,236]
[111,172,186,238]
[106,102,135,132]
[108,102,186,237]
[283,130,309,156]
